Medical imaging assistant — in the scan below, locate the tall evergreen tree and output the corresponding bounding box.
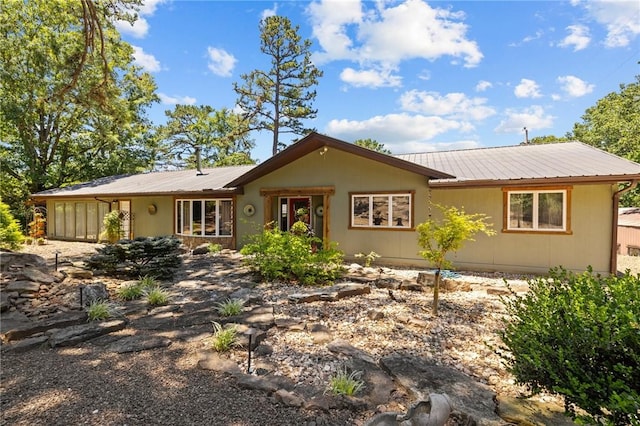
[233,16,323,156]
[156,105,255,169]
[354,138,392,154]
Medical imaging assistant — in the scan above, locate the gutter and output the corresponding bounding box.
[611,180,638,274]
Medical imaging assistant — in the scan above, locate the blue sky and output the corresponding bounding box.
[116,0,640,163]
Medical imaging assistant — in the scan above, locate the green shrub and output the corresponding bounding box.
[0,200,24,250]
[327,367,364,396]
[145,286,169,306]
[211,321,237,352]
[240,225,344,285]
[216,298,243,317]
[116,282,144,300]
[208,243,222,254]
[85,236,182,279]
[499,267,640,425]
[86,300,113,321]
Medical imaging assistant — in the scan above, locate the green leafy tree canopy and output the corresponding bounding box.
[0,0,158,217]
[416,204,495,315]
[570,75,640,206]
[234,15,323,156]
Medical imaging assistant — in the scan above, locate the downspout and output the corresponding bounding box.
[610,180,638,274]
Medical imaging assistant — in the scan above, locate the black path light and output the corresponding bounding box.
[245,327,257,374]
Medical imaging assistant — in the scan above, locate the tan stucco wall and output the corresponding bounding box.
[235,148,434,266]
[430,184,614,274]
[129,196,175,238]
[236,148,615,274]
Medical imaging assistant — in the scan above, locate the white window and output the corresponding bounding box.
[350,192,412,229]
[505,188,570,232]
[176,199,232,237]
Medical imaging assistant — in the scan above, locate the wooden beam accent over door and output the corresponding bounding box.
[259,186,335,197]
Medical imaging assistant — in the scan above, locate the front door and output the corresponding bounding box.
[279,197,311,231]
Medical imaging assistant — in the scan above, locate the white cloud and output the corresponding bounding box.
[158,93,197,105]
[558,24,591,51]
[325,113,469,147]
[509,30,544,47]
[340,67,402,88]
[514,79,542,98]
[207,47,237,77]
[308,0,483,75]
[579,0,640,47]
[399,90,496,121]
[261,4,278,20]
[475,80,492,92]
[115,19,149,39]
[132,46,161,72]
[114,0,168,39]
[557,75,594,97]
[494,106,555,134]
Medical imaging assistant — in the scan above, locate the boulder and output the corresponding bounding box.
[380,354,504,425]
[47,319,127,347]
[80,283,109,306]
[0,252,47,272]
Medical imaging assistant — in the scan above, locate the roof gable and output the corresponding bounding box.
[224,132,454,188]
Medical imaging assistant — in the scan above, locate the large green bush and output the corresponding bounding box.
[85,236,183,279]
[0,199,24,250]
[240,225,344,285]
[499,267,640,425]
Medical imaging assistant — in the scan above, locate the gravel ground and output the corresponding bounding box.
[3,240,639,425]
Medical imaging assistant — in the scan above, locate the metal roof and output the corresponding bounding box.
[619,207,640,228]
[31,140,640,199]
[396,142,640,187]
[32,165,255,198]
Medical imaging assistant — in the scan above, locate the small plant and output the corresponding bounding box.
[208,243,222,254]
[36,237,46,245]
[86,300,112,321]
[116,282,144,301]
[138,275,158,289]
[145,286,169,306]
[99,210,123,243]
[211,321,237,352]
[327,367,364,396]
[355,251,380,267]
[216,298,243,317]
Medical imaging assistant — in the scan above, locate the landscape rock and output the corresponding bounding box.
[288,283,371,303]
[107,335,172,353]
[1,311,87,342]
[197,351,242,374]
[380,354,504,425]
[0,252,47,272]
[19,267,58,284]
[5,280,41,293]
[65,267,94,279]
[497,395,576,426]
[47,319,127,347]
[80,283,109,306]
